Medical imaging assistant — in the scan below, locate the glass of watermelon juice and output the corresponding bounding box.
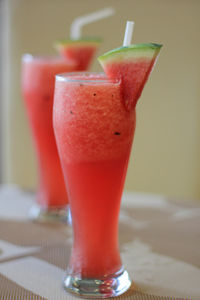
[21,39,100,223]
[53,42,162,297]
[22,55,78,223]
[53,72,135,297]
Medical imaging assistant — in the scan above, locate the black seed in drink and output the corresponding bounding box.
[114,132,121,135]
[70,111,73,114]
[93,93,96,96]
[112,94,114,97]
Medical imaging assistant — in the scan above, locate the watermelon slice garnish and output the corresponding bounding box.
[55,38,101,71]
[98,43,162,111]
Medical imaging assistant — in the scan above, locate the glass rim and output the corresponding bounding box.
[55,72,121,84]
[21,53,76,65]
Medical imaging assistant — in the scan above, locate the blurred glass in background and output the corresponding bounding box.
[0,0,200,200]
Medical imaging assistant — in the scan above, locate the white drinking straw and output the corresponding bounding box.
[123,21,134,46]
[70,7,115,40]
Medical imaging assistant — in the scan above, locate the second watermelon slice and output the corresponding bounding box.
[55,38,101,71]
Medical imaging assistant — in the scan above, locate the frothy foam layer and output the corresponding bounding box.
[54,74,135,163]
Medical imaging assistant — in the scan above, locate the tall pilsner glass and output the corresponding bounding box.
[53,72,136,298]
[22,55,77,222]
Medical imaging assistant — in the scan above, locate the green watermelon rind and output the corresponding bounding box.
[98,43,162,63]
[55,37,102,49]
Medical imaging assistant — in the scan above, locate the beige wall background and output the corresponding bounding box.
[1,0,200,200]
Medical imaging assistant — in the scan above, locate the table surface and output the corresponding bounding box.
[0,185,199,300]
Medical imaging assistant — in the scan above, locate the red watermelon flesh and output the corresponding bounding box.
[60,45,97,71]
[98,43,162,111]
[55,39,101,71]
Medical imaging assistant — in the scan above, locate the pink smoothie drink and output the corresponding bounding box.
[53,41,162,297]
[53,73,135,294]
[22,55,77,220]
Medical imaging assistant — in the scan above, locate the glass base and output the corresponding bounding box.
[29,204,72,224]
[63,267,131,298]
